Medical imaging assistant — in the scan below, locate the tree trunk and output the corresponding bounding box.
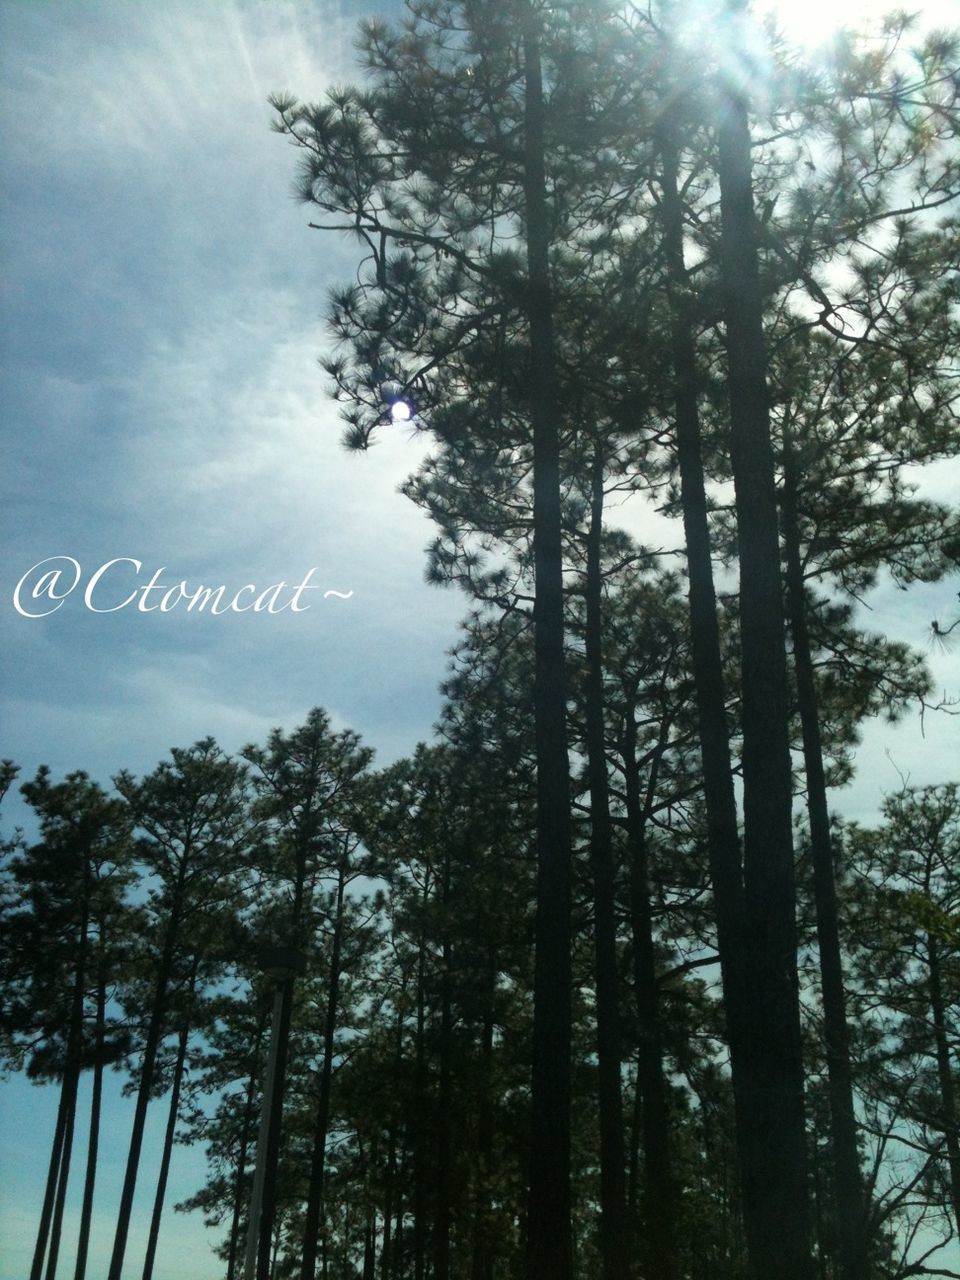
[522,9,574,1276]
[658,80,810,1279]
[255,977,294,1280]
[44,1059,80,1280]
[927,935,960,1234]
[256,814,314,1280]
[471,961,496,1280]
[142,990,193,1280]
[45,876,89,1280]
[413,875,430,1280]
[583,444,629,1280]
[622,711,678,1280]
[627,1058,642,1216]
[657,108,745,1017]
[716,26,812,1275]
[393,1144,407,1280]
[31,1060,70,1280]
[434,852,453,1280]
[658,102,758,1275]
[227,1037,264,1280]
[108,903,181,1280]
[380,982,406,1280]
[301,870,347,1280]
[363,1215,376,1280]
[781,451,868,1280]
[74,974,106,1280]
[381,1121,398,1280]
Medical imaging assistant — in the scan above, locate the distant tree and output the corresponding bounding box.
[107,739,251,1280]
[297,833,376,1280]
[174,985,272,1280]
[1,768,133,1280]
[140,913,251,1280]
[596,572,698,1279]
[844,785,960,1258]
[241,706,373,1280]
[0,759,18,805]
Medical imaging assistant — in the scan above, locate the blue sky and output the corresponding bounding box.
[0,1,957,1277]
[0,0,465,794]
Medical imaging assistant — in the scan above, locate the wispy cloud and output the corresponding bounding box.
[2,0,459,808]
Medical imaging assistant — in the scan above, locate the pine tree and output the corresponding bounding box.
[107,739,251,1280]
[2,769,133,1280]
[241,706,372,1280]
[844,785,960,1251]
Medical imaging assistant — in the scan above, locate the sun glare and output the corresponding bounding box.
[760,0,955,48]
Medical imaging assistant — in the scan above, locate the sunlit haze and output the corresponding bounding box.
[760,0,957,47]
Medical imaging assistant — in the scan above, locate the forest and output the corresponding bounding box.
[2,1,959,1279]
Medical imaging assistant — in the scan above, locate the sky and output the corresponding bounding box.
[0,1,957,1278]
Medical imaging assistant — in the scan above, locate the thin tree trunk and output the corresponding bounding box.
[413,875,430,1280]
[781,451,868,1280]
[381,1123,396,1280]
[227,1036,264,1280]
[380,981,406,1280]
[627,1060,642,1215]
[813,1154,829,1280]
[46,879,89,1280]
[716,23,811,1273]
[363,1216,376,1280]
[142,995,193,1280]
[470,961,496,1280]
[259,815,313,1280]
[301,869,347,1280]
[255,977,294,1280]
[108,901,182,1280]
[583,444,629,1280]
[31,1061,70,1280]
[74,974,106,1280]
[434,852,453,1280]
[44,1059,80,1280]
[522,9,574,1276]
[622,711,678,1280]
[928,935,960,1234]
[393,1144,406,1280]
